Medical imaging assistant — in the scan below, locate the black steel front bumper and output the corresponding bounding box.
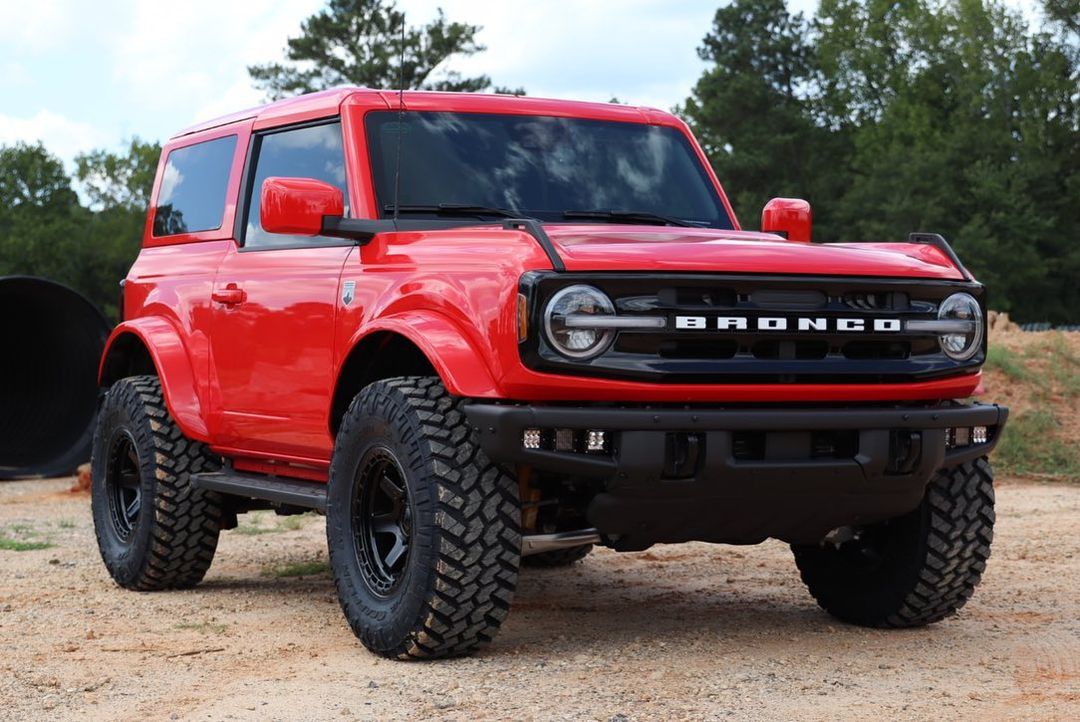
[464,402,1008,547]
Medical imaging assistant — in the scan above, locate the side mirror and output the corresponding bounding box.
[761,198,812,243]
[260,177,344,236]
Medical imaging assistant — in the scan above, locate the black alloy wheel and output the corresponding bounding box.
[353,446,413,596]
[105,430,142,542]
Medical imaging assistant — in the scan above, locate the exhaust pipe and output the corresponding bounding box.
[0,276,110,479]
[521,528,602,556]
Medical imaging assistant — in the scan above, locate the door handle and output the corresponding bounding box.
[212,285,246,305]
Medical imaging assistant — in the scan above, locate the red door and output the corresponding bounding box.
[209,244,351,460]
[208,118,353,461]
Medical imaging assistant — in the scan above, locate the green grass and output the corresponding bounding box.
[0,522,54,551]
[234,511,315,536]
[985,345,1034,382]
[234,524,279,536]
[0,535,53,552]
[1039,334,1080,398]
[56,519,76,529]
[983,333,1079,480]
[234,511,275,536]
[995,410,1079,481]
[277,513,313,531]
[174,621,229,635]
[263,560,330,578]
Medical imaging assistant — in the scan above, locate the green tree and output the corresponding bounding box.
[0,142,80,212]
[679,0,850,238]
[815,0,1080,321]
[0,141,155,319]
[249,0,510,100]
[75,140,160,318]
[1042,0,1080,34]
[75,138,160,212]
[0,143,89,309]
[684,0,1079,322]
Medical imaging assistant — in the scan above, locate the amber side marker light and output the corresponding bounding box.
[517,293,529,342]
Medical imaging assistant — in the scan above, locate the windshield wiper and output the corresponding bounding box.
[385,203,525,219]
[562,209,699,228]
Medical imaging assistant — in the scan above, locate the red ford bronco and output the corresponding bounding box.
[92,88,1007,659]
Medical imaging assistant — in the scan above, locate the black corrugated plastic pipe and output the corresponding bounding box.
[0,277,110,479]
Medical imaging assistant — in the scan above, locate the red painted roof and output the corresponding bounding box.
[173,87,675,139]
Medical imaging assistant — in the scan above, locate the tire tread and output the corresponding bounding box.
[793,458,995,628]
[92,375,221,590]
[330,376,520,659]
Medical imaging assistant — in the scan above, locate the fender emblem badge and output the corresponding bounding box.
[342,281,356,306]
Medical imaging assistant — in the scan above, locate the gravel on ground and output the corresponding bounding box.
[0,476,1077,721]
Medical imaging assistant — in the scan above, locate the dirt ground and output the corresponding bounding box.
[1,477,1077,721]
[985,328,1080,452]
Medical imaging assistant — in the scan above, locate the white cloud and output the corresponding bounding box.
[108,0,323,128]
[189,79,266,128]
[397,0,717,110]
[0,109,109,165]
[0,61,30,88]
[0,0,76,52]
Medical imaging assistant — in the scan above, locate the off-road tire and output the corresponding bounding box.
[327,376,521,659]
[522,544,593,567]
[792,457,995,628]
[91,375,222,590]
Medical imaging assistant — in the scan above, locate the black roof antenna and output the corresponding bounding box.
[391,13,406,227]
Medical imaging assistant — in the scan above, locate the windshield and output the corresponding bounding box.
[365,111,732,229]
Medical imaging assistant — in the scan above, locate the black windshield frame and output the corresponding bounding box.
[364,111,733,230]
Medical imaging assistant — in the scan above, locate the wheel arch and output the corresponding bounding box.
[330,313,502,436]
[99,319,210,441]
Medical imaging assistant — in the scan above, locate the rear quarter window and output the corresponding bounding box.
[153,135,238,237]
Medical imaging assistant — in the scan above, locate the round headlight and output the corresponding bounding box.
[937,292,983,360]
[543,285,616,360]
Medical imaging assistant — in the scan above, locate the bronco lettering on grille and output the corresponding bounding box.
[674,316,902,332]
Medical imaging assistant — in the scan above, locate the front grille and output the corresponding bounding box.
[752,340,830,360]
[659,339,738,360]
[521,272,986,384]
[843,291,909,311]
[841,340,910,360]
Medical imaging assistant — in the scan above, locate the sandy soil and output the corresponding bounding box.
[1,477,1077,722]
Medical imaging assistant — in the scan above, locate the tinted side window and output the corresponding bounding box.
[244,122,348,249]
[153,135,237,236]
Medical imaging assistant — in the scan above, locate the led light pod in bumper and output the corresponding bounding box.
[946,425,991,448]
[523,428,542,450]
[519,427,611,455]
[586,430,608,452]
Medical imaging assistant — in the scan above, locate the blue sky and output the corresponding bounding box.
[0,0,1042,171]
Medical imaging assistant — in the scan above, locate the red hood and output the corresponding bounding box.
[543,225,965,280]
